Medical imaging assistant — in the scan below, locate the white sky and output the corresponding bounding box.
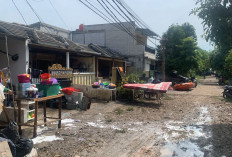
[0,0,214,51]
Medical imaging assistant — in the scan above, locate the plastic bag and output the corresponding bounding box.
[0,121,20,143]
[15,138,33,157]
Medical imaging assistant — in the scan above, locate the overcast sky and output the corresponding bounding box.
[0,0,214,51]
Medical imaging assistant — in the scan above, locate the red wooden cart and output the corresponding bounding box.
[123,82,172,104]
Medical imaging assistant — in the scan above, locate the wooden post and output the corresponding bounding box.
[43,101,47,126]
[33,101,38,138]
[58,97,62,128]
[95,56,99,78]
[161,38,166,82]
[17,100,22,135]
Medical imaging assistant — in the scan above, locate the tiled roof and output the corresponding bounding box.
[0,20,99,55]
[88,43,125,59]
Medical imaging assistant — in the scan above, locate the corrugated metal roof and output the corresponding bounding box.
[88,43,125,59]
[0,20,99,55]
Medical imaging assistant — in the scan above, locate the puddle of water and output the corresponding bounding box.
[159,106,212,156]
[87,121,123,131]
[37,126,48,135]
[62,119,75,123]
[197,107,211,125]
[160,140,204,157]
[32,135,63,144]
[87,122,106,128]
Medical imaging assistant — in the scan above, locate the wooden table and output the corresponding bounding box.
[17,94,64,138]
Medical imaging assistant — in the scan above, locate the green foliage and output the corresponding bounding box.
[192,0,232,51]
[116,73,145,100]
[127,73,140,83]
[192,0,232,75]
[225,49,232,78]
[161,23,207,76]
[114,107,124,115]
[116,86,133,100]
[181,22,197,40]
[126,107,134,111]
[195,48,210,74]
[209,48,226,72]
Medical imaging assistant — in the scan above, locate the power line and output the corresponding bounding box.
[25,0,54,35]
[48,0,70,30]
[11,0,28,25]
[117,0,151,30]
[106,0,158,45]
[25,0,43,22]
[106,0,135,28]
[84,0,120,26]
[97,0,144,45]
[78,0,123,31]
[79,0,158,46]
[103,0,158,45]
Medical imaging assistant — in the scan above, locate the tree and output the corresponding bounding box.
[209,49,226,72]
[192,0,232,53]
[225,50,232,78]
[196,48,210,74]
[181,22,197,40]
[161,23,201,76]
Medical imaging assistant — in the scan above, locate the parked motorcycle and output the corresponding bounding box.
[190,76,197,87]
[223,85,232,98]
[218,76,225,85]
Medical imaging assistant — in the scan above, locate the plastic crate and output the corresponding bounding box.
[37,83,59,97]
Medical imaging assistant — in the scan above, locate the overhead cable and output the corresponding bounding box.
[78,0,123,31]
[106,0,135,28]
[25,0,43,22]
[117,0,151,30]
[48,0,70,30]
[12,0,28,25]
[97,0,145,45]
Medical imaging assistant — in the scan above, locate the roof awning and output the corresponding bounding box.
[136,28,159,37]
[145,51,157,60]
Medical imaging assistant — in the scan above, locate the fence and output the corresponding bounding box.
[72,72,95,85]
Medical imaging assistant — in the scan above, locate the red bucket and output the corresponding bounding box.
[41,73,50,81]
[17,74,31,83]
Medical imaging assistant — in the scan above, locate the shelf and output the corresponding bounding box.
[27,109,35,113]
[28,118,34,121]
[21,101,35,105]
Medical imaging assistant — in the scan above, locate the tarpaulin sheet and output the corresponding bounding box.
[123,82,172,93]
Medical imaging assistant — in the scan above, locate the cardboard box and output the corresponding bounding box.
[0,141,12,157]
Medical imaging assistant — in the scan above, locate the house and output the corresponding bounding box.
[71,22,159,77]
[28,21,126,81]
[30,22,71,40]
[0,20,126,87]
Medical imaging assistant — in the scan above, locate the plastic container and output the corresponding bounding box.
[92,85,100,88]
[50,78,58,84]
[62,87,80,95]
[40,73,50,81]
[40,80,53,85]
[100,83,104,88]
[37,83,59,97]
[25,86,38,98]
[17,74,31,83]
[18,83,31,98]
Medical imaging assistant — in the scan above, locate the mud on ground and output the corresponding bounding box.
[22,76,232,157]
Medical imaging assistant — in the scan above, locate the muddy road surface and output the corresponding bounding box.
[23,76,232,157]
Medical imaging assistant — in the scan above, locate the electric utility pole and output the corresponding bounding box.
[161,38,167,82]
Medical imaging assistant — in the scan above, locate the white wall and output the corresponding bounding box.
[144,58,151,72]
[0,37,28,86]
[72,23,146,74]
